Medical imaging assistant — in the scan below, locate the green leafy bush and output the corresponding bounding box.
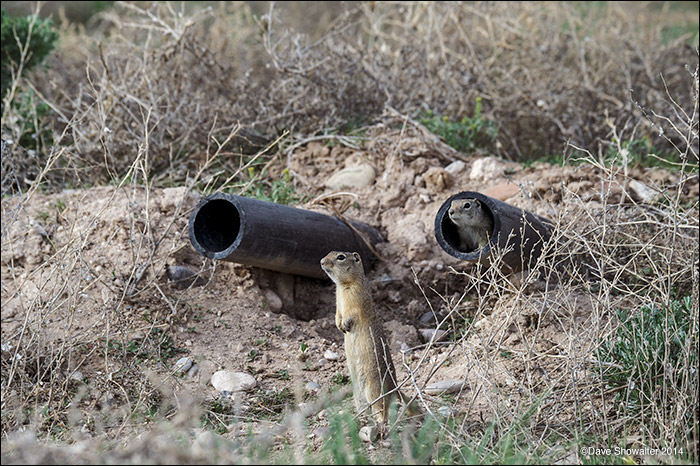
[421,97,498,154]
[244,167,306,205]
[1,8,58,100]
[598,297,697,417]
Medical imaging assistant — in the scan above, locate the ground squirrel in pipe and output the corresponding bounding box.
[448,198,493,253]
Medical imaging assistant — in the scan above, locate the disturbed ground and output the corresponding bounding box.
[1,130,697,457]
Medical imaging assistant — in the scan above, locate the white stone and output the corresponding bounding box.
[305,381,321,392]
[211,370,257,392]
[423,379,464,395]
[323,349,340,361]
[469,157,510,182]
[262,289,283,313]
[444,160,466,176]
[325,164,376,190]
[628,179,659,203]
[419,328,448,343]
[174,357,193,374]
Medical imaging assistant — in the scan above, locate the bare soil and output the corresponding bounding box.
[2,131,695,452]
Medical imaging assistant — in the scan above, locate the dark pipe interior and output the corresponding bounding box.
[441,214,462,251]
[192,199,240,253]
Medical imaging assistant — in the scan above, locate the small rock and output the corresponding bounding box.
[469,157,515,182]
[305,381,321,392]
[187,364,200,378]
[437,406,453,417]
[359,425,378,443]
[423,166,452,191]
[424,379,464,395]
[69,370,84,382]
[325,164,376,190]
[628,179,659,203]
[174,357,193,374]
[444,160,466,176]
[273,273,295,308]
[262,288,283,313]
[418,311,441,326]
[166,265,208,289]
[419,328,448,343]
[211,370,257,392]
[323,350,340,361]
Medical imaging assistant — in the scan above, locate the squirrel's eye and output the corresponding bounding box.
[463,202,471,209]
[337,254,346,261]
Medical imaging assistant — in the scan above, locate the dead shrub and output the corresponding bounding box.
[2,2,697,194]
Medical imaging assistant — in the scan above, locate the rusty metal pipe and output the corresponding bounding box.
[434,191,552,273]
[188,193,383,279]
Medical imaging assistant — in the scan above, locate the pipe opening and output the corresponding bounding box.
[192,199,240,253]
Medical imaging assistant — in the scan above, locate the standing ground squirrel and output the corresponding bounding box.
[448,198,493,252]
[320,251,419,427]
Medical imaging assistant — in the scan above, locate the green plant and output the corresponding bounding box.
[51,198,66,212]
[270,369,290,380]
[316,406,369,465]
[247,349,258,362]
[330,372,350,386]
[103,328,185,366]
[200,397,233,435]
[1,8,58,100]
[10,89,54,150]
[421,97,498,154]
[251,388,295,420]
[1,9,58,151]
[243,167,306,205]
[598,297,697,424]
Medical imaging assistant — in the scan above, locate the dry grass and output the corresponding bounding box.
[1,1,699,464]
[2,1,698,194]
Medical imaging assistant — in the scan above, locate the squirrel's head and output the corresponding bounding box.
[320,251,363,284]
[448,198,481,224]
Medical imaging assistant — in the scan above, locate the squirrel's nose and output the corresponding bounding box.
[320,257,328,266]
[448,209,454,215]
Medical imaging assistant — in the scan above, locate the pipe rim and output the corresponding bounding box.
[189,193,244,259]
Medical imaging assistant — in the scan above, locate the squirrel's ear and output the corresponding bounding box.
[352,252,361,262]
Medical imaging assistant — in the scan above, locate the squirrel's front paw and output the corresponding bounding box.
[340,317,355,333]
